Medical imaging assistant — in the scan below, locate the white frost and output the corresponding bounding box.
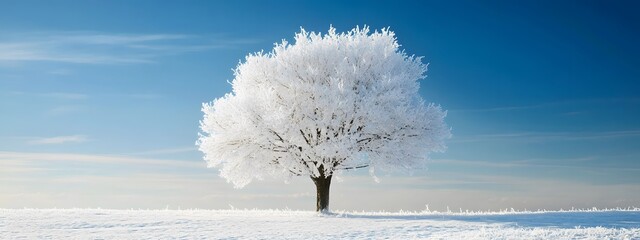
[198,26,450,187]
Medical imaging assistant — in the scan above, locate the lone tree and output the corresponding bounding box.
[198,26,450,212]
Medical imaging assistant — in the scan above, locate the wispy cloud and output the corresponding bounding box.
[28,135,89,145]
[452,130,640,143]
[429,156,640,171]
[451,105,544,113]
[41,92,88,100]
[6,91,88,100]
[128,147,198,155]
[0,42,152,64]
[127,93,162,100]
[0,151,203,169]
[0,32,260,65]
[50,33,191,45]
[450,98,640,113]
[7,91,163,101]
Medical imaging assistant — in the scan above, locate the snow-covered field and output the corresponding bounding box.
[1,209,639,239]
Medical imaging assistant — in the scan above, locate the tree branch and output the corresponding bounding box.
[338,164,369,170]
[300,129,311,145]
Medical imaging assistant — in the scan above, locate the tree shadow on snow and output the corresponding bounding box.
[332,211,640,229]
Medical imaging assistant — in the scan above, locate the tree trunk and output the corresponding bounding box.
[311,174,332,212]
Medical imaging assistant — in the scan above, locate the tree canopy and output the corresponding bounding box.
[198,26,450,189]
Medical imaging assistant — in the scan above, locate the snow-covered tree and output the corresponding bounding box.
[198,26,450,212]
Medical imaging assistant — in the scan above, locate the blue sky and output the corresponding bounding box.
[1,0,639,211]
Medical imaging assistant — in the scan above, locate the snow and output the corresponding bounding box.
[2,209,638,239]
